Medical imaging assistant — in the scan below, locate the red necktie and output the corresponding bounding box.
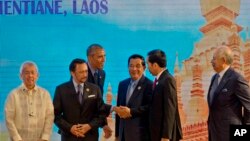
[153,78,158,90]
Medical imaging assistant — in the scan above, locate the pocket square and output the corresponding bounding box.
[222,88,228,92]
[88,95,95,98]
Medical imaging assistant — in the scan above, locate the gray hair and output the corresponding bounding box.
[19,61,39,74]
[86,44,104,56]
[216,46,233,65]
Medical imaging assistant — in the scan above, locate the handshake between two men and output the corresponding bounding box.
[113,106,132,119]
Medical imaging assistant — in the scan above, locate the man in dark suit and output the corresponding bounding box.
[87,44,106,95]
[87,44,112,138]
[115,54,152,141]
[207,46,250,141]
[53,58,106,141]
[86,44,112,138]
[147,49,183,141]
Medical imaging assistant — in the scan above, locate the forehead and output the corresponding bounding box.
[75,63,87,70]
[129,58,143,64]
[22,64,37,72]
[213,49,221,58]
[92,48,105,55]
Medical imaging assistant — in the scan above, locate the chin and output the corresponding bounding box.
[132,77,139,80]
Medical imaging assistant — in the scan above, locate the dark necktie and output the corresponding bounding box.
[209,74,220,103]
[153,78,158,90]
[78,84,83,104]
[126,81,136,105]
[94,70,99,86]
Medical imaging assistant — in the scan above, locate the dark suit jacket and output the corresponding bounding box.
[87,64,105,95]
[207,67,250,141]
[115,76,152,141]
[149,70,183,141]
[53,81,106,141]
[87,64,111,117]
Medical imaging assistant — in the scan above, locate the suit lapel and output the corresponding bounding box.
[121,79,130,106]
[83,83,91,99]
[127,76,145,106]
[211,68,233,106]
[87,64,105,94]
[80,82,96,113]
[68,81,82,106]
[208,75,216,106]
[87,65,95,83]
[153,70,167,93]
[98,70,105,88]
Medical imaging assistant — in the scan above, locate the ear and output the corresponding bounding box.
[153,62,158,68]
[70,71,74,76]
[221,56,227,64]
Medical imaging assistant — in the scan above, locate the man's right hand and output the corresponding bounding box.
[114,106,132,118]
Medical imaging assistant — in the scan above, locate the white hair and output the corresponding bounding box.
[19,61,39,74]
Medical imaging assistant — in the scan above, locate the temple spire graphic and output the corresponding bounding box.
[186,46,208,124]
[174,52,187,125]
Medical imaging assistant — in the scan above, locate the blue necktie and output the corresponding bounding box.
[126,81,136,105]
[78,85,83,104]
[209,74,220,103]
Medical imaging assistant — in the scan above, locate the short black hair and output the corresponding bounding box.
[69,58,86,72]
[128,54,146,67]
[147,49,166,68]
[86,44,104,56]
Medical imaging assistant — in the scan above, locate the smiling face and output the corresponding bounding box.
[129,58,145,81]
[20,64,39,90]
[88,48,106,70]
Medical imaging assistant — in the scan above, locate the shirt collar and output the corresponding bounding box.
[21,83,38,92]
[87,62,97,76]
[156,69,166,80]
[72,79,84,92]
[218,66,230,78]
[130,76,142,86]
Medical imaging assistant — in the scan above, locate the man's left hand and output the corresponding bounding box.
[103,125,112,138]
[77,124,91,135]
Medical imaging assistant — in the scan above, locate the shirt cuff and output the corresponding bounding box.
[13,135,22,141]
[110,106,114,113]
[41,133,50,141]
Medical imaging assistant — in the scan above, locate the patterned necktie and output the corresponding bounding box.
[126,81,136,105]
[78,84,83,104]
[153,78,158,90]
[209,74,220,104]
